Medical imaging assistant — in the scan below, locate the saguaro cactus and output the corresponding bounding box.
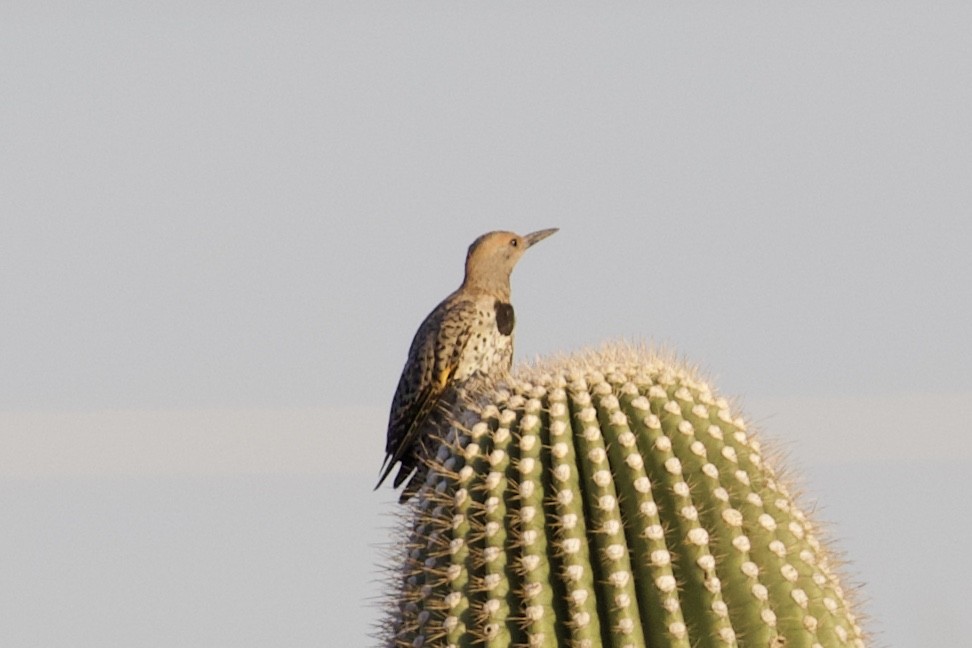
[381,344,866,648]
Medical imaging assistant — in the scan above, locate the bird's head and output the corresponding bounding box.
[462,228,558,294]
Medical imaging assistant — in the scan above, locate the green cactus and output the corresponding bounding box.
[381,344,866,648]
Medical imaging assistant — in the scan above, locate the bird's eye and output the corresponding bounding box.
[510,238,518,247]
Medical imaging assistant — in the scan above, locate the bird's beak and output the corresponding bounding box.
[523,228,559,248]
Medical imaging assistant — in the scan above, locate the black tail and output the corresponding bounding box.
[373,454,395,491]
[374,453,417,493]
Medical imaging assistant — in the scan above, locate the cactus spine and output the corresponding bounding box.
[382,345,866,648]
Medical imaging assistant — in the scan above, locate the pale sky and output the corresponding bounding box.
[2,3,970,647]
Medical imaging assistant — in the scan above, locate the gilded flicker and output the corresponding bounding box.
[375,228,558,502]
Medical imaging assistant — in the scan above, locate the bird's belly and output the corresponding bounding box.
[455,336,513,382]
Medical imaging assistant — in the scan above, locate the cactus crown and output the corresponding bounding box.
[380,343,866,648]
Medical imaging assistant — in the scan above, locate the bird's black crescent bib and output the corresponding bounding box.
[494,300,515,336]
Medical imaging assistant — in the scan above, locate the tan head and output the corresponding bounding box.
[461,228,558,296]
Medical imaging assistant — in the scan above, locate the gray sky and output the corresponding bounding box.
[2,3,970,647]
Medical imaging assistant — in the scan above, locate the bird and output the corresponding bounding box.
[375,228,559,502]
